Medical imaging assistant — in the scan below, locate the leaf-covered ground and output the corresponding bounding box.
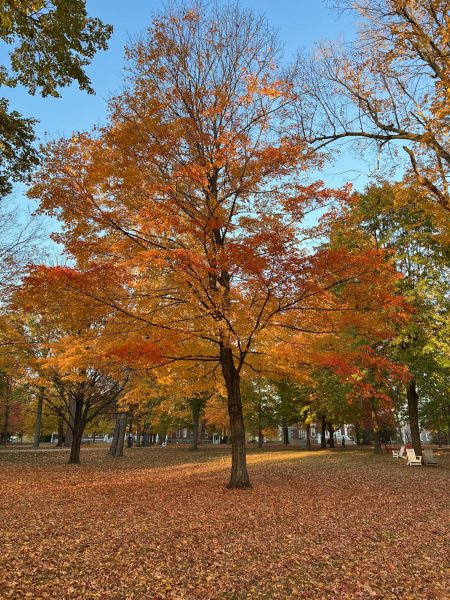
[0,445,448,599]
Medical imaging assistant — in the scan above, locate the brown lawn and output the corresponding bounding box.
[0,445,448,599]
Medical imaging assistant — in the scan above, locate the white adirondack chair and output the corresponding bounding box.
[406,448,422,466]
[392,445,405,459]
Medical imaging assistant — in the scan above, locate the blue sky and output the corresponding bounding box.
[6,0,357,145]
[6,1,369,232]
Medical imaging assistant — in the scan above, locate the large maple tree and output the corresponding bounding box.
[30,2,404,487]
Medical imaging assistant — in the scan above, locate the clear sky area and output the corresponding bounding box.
[6,1,373,234]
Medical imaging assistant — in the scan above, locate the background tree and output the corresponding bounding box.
[0,0,112,196]
[298,0,450,218]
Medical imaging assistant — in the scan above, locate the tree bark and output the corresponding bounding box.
[371,404,383,455]
[282,424,290,445]
[320,415,327,449]
[116,413,127,456]
[136,419,142,447]
[64,397,76,448]
[407,380,422,456]
[327,423,335,448]
[363,428,373,445]
[68,396,85,464]
[32,393,43,449]
[55,416,64,447]
[109,412,127,457]
[220,346,251,489]
[258,399,263,448]
[1,377,11,445]
[354,424,361,446]
[306,424,311,449]
[191,400,201,451]
[69,422,84,464]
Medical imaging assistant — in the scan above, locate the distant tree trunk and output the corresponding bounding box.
[354,424,361,445]
[258,399,263,448]
[32,393,43,448]
[136,420,142,447]
[282,424,289,445]
[327,423,335,448]
[320,415,327,449]
[258,425,263,448]
[109,415,120,456]
[191,401,201,451]
[115,413,127,457]
[363,428,373,445]
[371,404,383,455]
[407,380,422,456]
[109,413,127,457]
[55,416,64,447]
[142,422,150,446]
[1,377,12,445]
[306,424,311,449]
[220,346,251,489]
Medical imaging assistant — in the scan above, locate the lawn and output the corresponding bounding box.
[0,446,448,599]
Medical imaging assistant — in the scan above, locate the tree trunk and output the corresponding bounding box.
[258,399,263,448]
[115,413,127,456]
[306,424,311,449]
[64,397,76,447]
[258,425,263,448]
[55,416,64,447]
[69,422,84,464]
[68,397,84,464]
[320,415,327,449]
[136,420,142,447]
[363,428,373,445]
[1,378,11,445]
[371,404,383,455]
[282,424,290,445]
[327,423,335,448]
[220,346,251,489]
[191,401,201,451]
[32,393,43,449]
[354,424,361,445]
[109,413,127,457]
[407,380,422,456]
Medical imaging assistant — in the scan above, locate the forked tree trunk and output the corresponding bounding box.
[407,380,422,456]
[306,424,311,449]
[327,423,335,448]
[56,416,64,447]
[33,393,43,449]
[220,346,251,489]
[320,416,327,449]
